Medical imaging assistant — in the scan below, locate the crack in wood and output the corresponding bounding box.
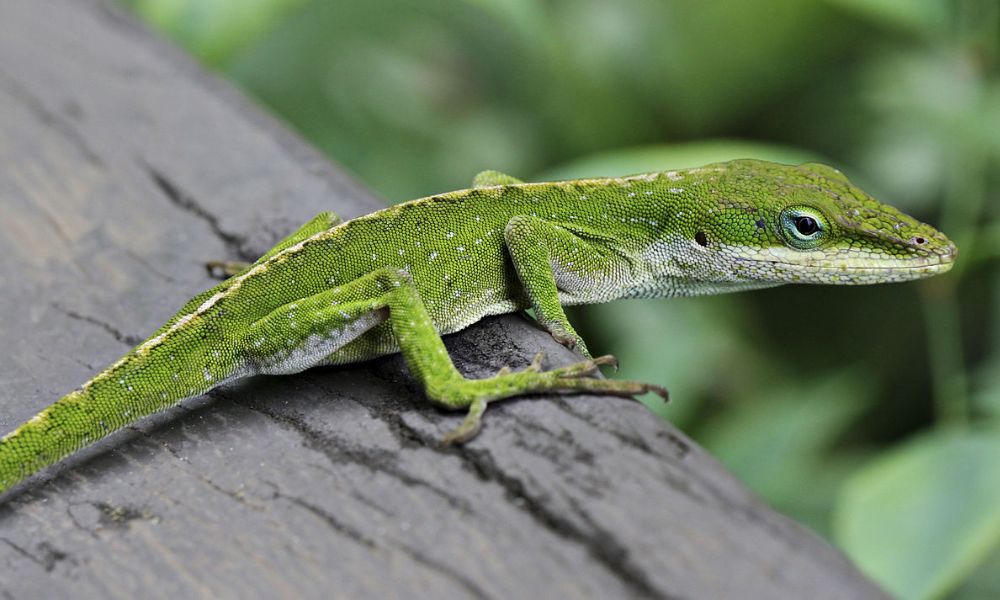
[52,303,143,346]
[141,162,253,261]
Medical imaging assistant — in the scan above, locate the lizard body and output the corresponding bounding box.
[0,160,956,494]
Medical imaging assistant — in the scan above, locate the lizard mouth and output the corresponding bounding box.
[761,248,956,284]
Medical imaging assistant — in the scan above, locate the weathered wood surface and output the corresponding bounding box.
[0,1,888,598]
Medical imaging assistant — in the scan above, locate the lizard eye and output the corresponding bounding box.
[779,207,827,249]
[794,216,819,236]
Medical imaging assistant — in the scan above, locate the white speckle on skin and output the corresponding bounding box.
[446,231,456,238]
[429,251,438,261]
[628,192,636,197]
[669,188,684,193]
[398,248,405,255]
[203,367,213,382]
[456,246,465,252]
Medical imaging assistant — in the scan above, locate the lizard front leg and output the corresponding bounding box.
[503,215,630,358]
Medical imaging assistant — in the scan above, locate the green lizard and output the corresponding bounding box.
[0,159,956,494]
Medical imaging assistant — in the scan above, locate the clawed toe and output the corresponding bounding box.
[592,354,619,371]
[551,331,577,349]
[495,351,546,377]
[645,383,670,401]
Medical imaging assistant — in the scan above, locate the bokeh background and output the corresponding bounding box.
[120,1,1000,598]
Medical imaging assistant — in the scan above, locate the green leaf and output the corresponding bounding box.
[130,0,307,66]
[834,429,1000,600]
[822,0,950,35]
[700,371,872,533]
[949,543,1000,600]
[539,140,822,180]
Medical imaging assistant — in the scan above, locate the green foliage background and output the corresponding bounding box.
[122,0,1000,597]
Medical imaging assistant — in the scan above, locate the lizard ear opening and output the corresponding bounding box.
[695,231,708,247]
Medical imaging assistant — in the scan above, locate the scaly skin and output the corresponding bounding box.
[0,160,956,494]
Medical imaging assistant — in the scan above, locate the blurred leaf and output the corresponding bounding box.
[835,429,1000,600]
[823,0,950,35]
[700,372,872,533]
[228,0,547,200]
[459,0,548,44]
[575,295,751,426]
[547,0,843,138]
[129,0,307,65]
[853,48,988,213]
[539,139,821,180]
[949,543,1000,600]
[972,356,1000,421]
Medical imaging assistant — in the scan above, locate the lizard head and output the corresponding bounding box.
[677,159,957,286]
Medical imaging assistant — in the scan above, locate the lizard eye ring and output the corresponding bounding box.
[780,206,827,249]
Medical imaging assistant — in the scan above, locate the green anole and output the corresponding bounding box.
[0,160,956,494]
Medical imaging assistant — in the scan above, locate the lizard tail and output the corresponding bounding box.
[0,329,245,494]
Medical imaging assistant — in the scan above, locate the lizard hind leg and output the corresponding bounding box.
[370,269,668,444]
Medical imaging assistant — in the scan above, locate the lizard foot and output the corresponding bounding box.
[205,260,250,279]
[439,353,666,445]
